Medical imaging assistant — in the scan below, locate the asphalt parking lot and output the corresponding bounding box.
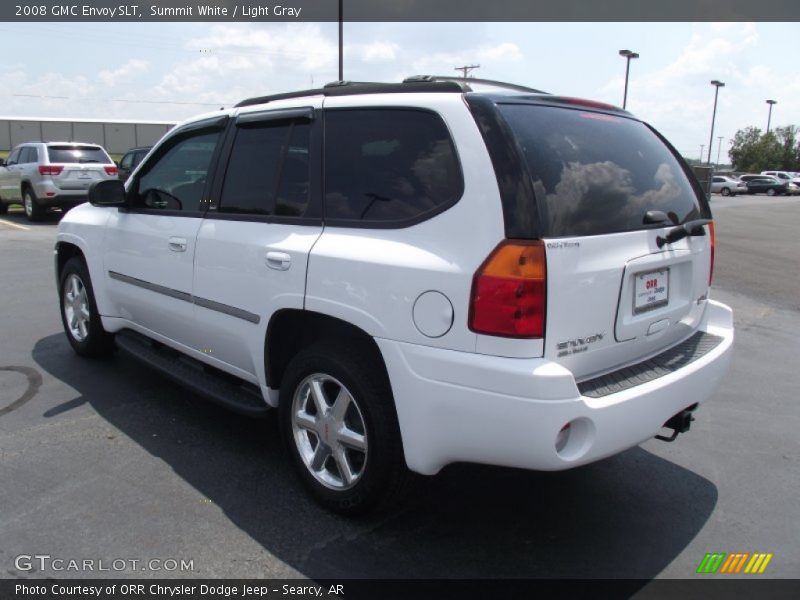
[1,194,798,586]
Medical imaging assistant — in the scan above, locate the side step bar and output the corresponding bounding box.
[115,330,270,418]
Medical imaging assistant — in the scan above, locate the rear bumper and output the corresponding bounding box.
[33,181,90,206]
[377,299,734,475]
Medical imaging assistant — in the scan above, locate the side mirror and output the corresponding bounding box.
[89,179,127,207]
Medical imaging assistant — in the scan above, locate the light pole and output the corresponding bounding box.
[766,99,777,134]
[716,136,724,166]
[707,80,725,165]
[338,0,343,81]
[618,49,639,109]
[700,145,705,162]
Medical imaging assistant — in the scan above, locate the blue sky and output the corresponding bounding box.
[0,21,796,160]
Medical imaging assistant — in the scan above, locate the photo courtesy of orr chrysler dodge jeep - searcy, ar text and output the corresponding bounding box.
[55,77,734,514]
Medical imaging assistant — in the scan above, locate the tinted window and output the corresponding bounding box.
[498,104,704,237]
[324,109,462,223]
[7,148,21,165]
[712,177,724,183]
[219,121,309,216]
[47,145,110,164]
[119,152,134,170]
[134,131,220,212]
[19,147,34,163]
[133,151,148,167]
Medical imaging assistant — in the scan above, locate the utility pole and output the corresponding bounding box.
[766,99,777,134]
[716,136,724,166]
[707,80,725,165]
[700,145,705,162]
[338,0,343,81]
[454,64,480,78]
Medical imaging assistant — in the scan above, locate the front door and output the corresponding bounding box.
[103,118,227,349]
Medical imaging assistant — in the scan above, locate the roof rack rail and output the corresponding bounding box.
[404,75,547,94]
[234,79,468,108]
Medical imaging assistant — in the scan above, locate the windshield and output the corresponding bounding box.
[498,103,705,237]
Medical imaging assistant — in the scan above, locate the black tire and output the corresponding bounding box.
[279,340,413,515]
[59,256,115,357]
[23,187,46,222]
[721,187,731,197]
[0,196,7,214]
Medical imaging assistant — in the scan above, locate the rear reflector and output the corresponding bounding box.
[469,240,546,338]
[104,165,118,175]
[38,165,64,176]
[708,221,715,286]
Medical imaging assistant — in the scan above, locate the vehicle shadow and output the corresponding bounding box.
[32,332,717,582]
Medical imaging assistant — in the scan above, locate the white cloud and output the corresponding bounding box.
[98,59,148,87]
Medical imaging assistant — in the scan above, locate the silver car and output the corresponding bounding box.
[0,142,118,221]
[710,175,747,197]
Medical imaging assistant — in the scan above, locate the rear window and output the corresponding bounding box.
[47,145,111,164]
[498,104,704,237]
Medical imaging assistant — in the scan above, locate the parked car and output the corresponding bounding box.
[55,77,733,514]
[739,174,788,196]
[0,142,118,221]
[710,175,747,196]
[761,170,800,185]
[117,146,152,182]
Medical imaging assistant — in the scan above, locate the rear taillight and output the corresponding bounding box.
[469,240,547,338]
[708,222,716,286]
[38,165,64,176]
[104,165,118,175]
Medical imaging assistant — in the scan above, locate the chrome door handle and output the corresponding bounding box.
[168,237,188,252]
[266,251,291,271]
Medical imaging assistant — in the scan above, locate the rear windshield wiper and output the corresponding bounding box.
[656,219,712,248]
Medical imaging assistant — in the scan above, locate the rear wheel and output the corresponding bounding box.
[59,257,115,357]
[720,187,731,197]
[767,188,776,196]
[279,341,412,515]
[23,188,45,222]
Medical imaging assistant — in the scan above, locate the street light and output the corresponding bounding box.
[766,99,777,134]
[618,49,639,109]
[707,80,725,165]
[716,136,724,166]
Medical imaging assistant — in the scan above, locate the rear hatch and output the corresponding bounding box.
[496,101,713,381]
[45,145,116,190]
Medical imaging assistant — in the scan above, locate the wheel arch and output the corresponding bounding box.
[265,309,391,396]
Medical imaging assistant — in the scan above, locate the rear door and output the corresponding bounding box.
[192,104,323,376]
[497,102,712,381]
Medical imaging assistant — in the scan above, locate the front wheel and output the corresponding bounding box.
[279,341,412,515]
[59,257,115,357]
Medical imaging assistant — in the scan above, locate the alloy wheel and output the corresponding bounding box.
[291,373,368,490]
[63,273,91,342]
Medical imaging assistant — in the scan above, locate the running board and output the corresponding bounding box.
[115,330,270,418]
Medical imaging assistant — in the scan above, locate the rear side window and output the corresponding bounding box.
[219,121,310,217]
[47,145,110,164]
[324,109,462,225]
[498,104,704,237]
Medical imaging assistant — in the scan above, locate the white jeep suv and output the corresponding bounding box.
[55,78,734,514]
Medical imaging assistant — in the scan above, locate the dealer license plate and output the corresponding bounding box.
[633,268,669,314]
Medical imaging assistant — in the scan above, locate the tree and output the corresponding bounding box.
[729,125,800,172]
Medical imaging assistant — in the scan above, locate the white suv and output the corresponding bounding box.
[55,78,734,514]
[0,142,118,221]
